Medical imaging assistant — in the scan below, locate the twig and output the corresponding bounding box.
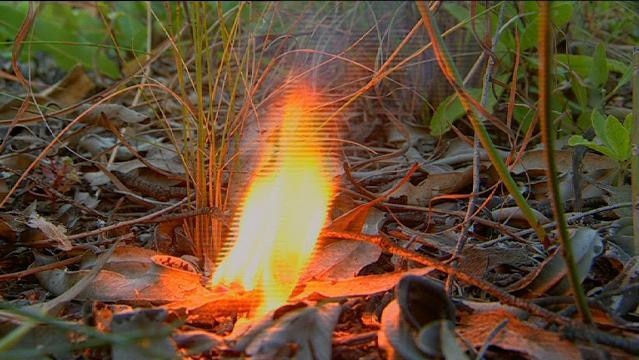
[493,202,633,243]
[0,254,84,282]
[447,3,506,294]
[320,229,569,326]
[333,331,378,346]
[475,319,508,360]
[67,198,189,240]
[562,325,639,355]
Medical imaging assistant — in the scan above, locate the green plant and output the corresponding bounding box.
[0,2,166,78]
[568,110,633,165]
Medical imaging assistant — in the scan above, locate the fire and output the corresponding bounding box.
[212,84,336,316]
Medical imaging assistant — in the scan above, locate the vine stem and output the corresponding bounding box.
[538,1,592,324]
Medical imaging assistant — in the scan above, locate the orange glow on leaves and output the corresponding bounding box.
[212,84,336,317]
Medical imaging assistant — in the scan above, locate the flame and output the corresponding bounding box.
[212,84,336,316]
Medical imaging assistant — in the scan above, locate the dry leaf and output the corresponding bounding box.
[392,166,473,206]
[508,228,603,297]
[458,310,581,360]
[232,303,342,360]
[173,330,225,356]
[379,275,464,359]
[490,206,551,228]
[0,153,37,172]
[38,65,95,106]
[78,103,149,127]
[511,149,616,176]
[293,267,433,300]
[34,246,211,303]
[27,213,72,251]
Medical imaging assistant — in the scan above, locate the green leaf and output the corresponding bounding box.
[568,136,617,160]
[555,54,629,78]
[430,74,507,136]
[623,113,633,134]
[591,110,609,146]
[589,43,609,87]
[604,115,630,161]
[570,73,588,107]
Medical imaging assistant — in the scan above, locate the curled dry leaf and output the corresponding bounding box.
[458,310,581,360]
[27,213,72,251]
[34,245,212,303]
[230,303,342,360]
[379,275,466,359]
[508,228,603,297]
[77,103,149,128]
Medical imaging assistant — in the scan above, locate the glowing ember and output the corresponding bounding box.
[212,84,336,316]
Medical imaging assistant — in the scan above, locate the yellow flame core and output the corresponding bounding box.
[212,87,335,316]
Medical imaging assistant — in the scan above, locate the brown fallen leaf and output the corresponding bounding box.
[34,245,212,303]
[302,208,385,281]
[458,309,581,360]
[511,149,617,176]
[490,206,551,228]
[77,103,149,128]
[392,166,473,206]
[230,302,342,359]
[38,65,95,106]
[292,267,433,300]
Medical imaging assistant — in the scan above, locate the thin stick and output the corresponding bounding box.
[631,48,639,254]
[320,229,569,326]
[0,254,84,282]
[447,3,506,294]
[538,2,592,324]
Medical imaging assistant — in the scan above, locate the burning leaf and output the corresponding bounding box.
[231,303,342,360]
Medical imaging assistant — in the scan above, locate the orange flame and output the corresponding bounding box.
[212,84,336,316]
